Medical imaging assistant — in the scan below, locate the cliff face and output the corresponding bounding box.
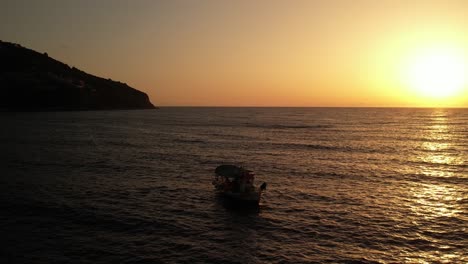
[0,41,156,111]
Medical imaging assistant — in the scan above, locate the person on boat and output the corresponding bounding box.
[245,172,254,185]
[232,177,240,192]
[224,177,232,191]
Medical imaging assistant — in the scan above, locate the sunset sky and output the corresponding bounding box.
[2,0,467,107]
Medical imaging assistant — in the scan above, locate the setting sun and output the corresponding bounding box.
[404,47,466,99]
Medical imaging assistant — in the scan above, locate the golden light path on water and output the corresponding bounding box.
[2,108,467,263]
[406,110,466,263]
[420,119,464,175]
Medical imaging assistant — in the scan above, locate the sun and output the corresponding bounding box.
[404,47,466,98]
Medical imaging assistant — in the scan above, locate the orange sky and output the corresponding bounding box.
[1,0,467,107]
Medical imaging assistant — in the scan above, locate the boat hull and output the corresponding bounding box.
[218,190,262,204]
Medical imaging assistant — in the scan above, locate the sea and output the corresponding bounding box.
[0,107,466,263]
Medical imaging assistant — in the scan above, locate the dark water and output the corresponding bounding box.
[1,108,467,263]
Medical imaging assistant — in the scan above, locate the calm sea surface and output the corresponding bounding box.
[1,108,467,263]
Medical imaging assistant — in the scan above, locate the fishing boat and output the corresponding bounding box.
[212,165,267,204]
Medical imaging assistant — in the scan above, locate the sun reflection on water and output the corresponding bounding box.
[412,111,462,216]
[405,109,466,262]
[416,110,464,176]
[409,183,463,219]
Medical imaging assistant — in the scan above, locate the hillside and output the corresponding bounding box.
[0,41,155,111]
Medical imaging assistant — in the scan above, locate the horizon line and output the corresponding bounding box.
[155,105,468,109]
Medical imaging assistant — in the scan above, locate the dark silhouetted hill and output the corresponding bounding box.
[0,40,156,111]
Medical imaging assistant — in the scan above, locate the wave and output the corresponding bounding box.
[244,123,334,129]
[264,141,398,155]
[407,159,467,169]
[172,138,206,144]
[393,172,468,185]
[164,121,334,130]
